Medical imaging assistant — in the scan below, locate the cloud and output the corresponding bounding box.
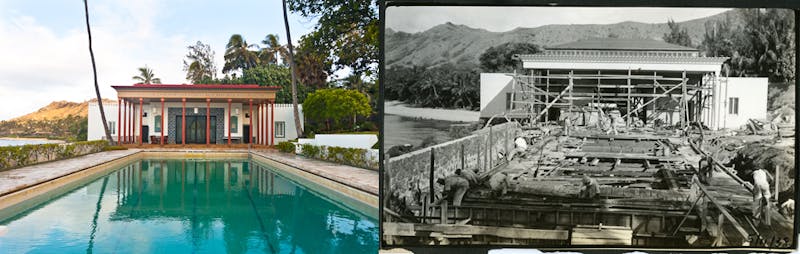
[0,1,189,120]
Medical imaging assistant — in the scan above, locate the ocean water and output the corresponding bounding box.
[383,114,462,150]
[0,139,58,147]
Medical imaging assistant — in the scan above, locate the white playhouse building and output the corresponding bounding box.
[480,38,768,130]
[88,83,303,145]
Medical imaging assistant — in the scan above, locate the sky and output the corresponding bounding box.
[0,0,319,120]
[386,7,730,33]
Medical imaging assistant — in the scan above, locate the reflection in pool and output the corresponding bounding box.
[0,159,378,254]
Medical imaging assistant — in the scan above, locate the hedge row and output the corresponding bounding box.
[0,140,109,170]
[297,143,378,170]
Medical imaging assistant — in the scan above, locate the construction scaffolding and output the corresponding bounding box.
[507,69,718,131]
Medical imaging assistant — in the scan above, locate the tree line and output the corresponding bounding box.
[127,0,379,135]
[384,42,541,110]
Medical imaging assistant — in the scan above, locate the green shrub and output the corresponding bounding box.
[296,144,376,170]
[301,144,321,158]
[276,142,296,153]
[103,146,128,151]
[0,140,108,170]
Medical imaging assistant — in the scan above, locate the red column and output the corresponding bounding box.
[227,99,232,145]
[181,98,186,145]
[138,98,143,145]
[117,99,121,145]
[160,98,165,145]
[248,99,253,144]
[264,102,268,145]
[122,100,127,144]
[257,103,261,144]
[262,103,266,145]
[130,102,134,143]
[206,98,211,145]
[270,101,275,146]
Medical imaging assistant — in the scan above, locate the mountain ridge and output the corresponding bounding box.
[386,10,742,68]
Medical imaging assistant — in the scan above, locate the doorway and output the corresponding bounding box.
[243,125,251,144]
[175,116,217,144]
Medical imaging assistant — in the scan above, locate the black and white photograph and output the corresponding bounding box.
[382,6,796,248]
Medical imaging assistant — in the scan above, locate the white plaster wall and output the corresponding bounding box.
[272,104,304,143]
[87,102,119,141]
[297,134,377,149]
[480,73,514,111]
[718,77,768,130]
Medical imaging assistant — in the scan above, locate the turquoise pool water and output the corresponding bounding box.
[0,159,378,253]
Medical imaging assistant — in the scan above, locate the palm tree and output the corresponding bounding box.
[283,0,303,138]
[259,34,288,65]
[222,34,259,73]
[83,0,112,143]
[132,66,162,84]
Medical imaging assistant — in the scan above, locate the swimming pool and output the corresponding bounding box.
[0,158,378,253]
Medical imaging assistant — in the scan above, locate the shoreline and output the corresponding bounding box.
[384,101,480,122]
[0,137,65,144]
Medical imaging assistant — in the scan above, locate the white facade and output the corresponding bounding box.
[87,101,120,141]
[271,104,305,143]
[88,101,304,144]
[710,77,769,130]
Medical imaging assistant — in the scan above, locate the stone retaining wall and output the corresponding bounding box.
[385,122,520,198]
[0,140,108,170]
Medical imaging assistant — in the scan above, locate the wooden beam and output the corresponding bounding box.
[407,223,570,240]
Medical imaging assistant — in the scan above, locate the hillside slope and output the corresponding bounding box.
[1,98,113,141]
[386,10,742,68]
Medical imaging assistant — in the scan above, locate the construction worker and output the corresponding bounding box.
[508,131,528,161]
[457,168,480,185]
[698,156,714,184]
[436,169,470,206]
[748,168,772,225]
[579,175,600,199]
[487,172,510,197]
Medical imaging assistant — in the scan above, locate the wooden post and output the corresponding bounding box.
[775,165,780,202]
[477,139,482,172]
[429,148,435,204]
[567,70,573,135]
[460,143,465,170]
[682,71,688,129]
[504,126,509,157]
[489,125,493,168]
[627,69,632,126]
[545,69,550,122]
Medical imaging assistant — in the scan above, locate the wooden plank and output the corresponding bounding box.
[383,222,417,236]
[413,224,569,240]
[564,151,682,162]
[572,230,633,239]
[572,238,632,245]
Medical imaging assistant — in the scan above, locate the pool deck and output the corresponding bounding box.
[0,149,141,197]
[0,148,378,199]
[251,150,379,196]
